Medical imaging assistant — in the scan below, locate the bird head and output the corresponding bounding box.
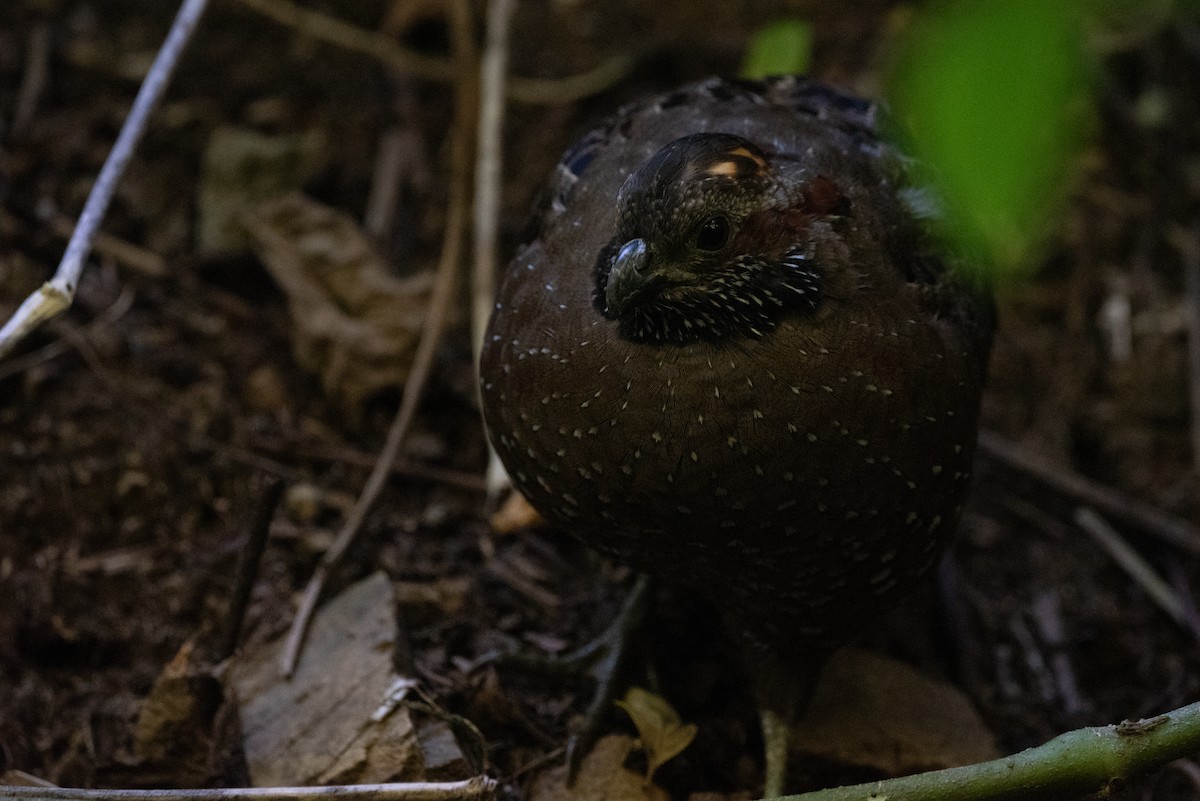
[593,133,827,345]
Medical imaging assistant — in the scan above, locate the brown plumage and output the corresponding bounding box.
[479,76,993,794]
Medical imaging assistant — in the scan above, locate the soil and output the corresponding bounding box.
[1,1,1199,799]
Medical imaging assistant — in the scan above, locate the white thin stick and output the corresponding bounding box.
[471,0,514,371]
[0,777,496,801]
[278,0,478,678]
[472,0,517,501]
[0,0,209,359]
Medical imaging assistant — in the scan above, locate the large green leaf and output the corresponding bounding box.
[742,19,812,79]
[886,1,1093,274]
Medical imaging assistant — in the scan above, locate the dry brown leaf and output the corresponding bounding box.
[615,686,698,782]
[230,573,425,785]
[792,646,999,774]
[527,735,669,801]
[244,194,433,414]
[131,638,223,787]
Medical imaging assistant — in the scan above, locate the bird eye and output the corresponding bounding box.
[695,215,730,251]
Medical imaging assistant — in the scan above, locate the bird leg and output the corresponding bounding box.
[760,705,791,799]
[494,573,653,783]
[748,652,821,799]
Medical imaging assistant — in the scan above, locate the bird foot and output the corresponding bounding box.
[491,574,653,783]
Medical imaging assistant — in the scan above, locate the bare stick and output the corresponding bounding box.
[472,0,517,502]
[50,215,167,277]
[472,0,514,370]
[226,0,633,104]
[248,437,488,493]
[1074,507,1194,636]
[219,477,285,661]
[364,127,411,239]
[0,0,209,359]
[1166,223,1200,471]
[978,430,1200,555]
[0,778,496,801]
[279,0,478,677]
[229,0,454,82]
[11,22,51,139]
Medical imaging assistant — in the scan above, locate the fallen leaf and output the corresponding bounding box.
[527,735,669,801]
[230,573,426,785]
[131,638,223,787]
[615,687,698,782]
[244,194,433,414]
[792,647,999,774]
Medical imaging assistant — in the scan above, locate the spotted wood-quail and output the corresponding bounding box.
[479,76,994,795]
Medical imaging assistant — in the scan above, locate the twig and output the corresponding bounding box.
[775,701,1200,801]
[1166,223,1200,471]
[978,430,1200,555]
[48,318,115,387]
[248,437,488,493]
[364,127,412,240]
[1167,561,1200,638]
[219,476,285,661]
[11,22,51,140]
[50,214,167,277]
[472,0,513,371]
[278,0,478,677]
[1008,614,1055,704]
[485,556,561,610]
[225,0,634,105]
[227,0,454,82]
[472,0,516,502]
[0,778,496,801]
[1029,590,1087,717]
[0,287,135,382]
[1163,759,1200,794]
[0,0,208,359]
[1073,507,1194,636]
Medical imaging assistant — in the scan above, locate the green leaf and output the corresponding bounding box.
[886,0,1093,274]
[741,19,812,79]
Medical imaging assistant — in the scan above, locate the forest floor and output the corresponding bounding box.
[1,1,1199,799]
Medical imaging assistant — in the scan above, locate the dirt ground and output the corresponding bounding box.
[2,1,1200,799]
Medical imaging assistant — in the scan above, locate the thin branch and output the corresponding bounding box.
[50,214,167,277]
[364,127,412,239]
[228,0,454,82]
[978,430,1200,555]
[0,778,496,801]
[1166,223,1200,471]
[774,701,1200,801]
[472,0,516,502]
[0,287,135,382]
[225,0,634,105]
[472,0,513,371]
[11,22,51,140]
[0,0,208,359]
[278,0,479,677]
[248,437,488,493]
[219,477,285,661]
[1074,507,1196,638]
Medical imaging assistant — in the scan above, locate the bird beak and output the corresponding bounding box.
[605,238,653,317]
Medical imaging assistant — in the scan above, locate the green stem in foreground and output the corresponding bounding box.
[772,701,1200,801]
